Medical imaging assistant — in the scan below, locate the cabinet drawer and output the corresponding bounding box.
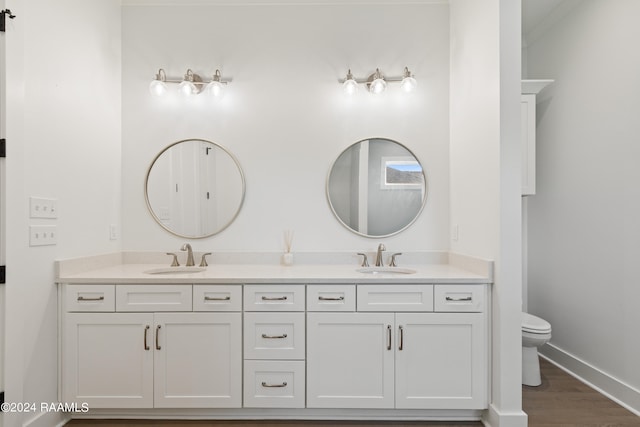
[243,360,305,408]
[244,285,305,312]
[357,285,434,312]
[66,284,115,312]
[115,285,192,312]
[193,285,242,312]
[307,285,355,312]
[244,312,305,360]
[434,285,485,312]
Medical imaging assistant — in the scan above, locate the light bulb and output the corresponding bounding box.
[369,77,386,94]
[149,79,168,96]
[401,67,417,93]
[178,80,197,96]
[342,69,358,96]
[206,70,225,98]
[368,68,386,95]
[149,68,167,96]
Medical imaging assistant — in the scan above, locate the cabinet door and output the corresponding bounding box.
[307,312,394,408]
[395,313,487,409]
[153,312,242,408]
[63,313,154,408]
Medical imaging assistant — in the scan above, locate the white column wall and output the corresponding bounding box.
[2,1,122,426]
[449,1,525,425]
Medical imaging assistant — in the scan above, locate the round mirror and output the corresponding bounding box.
[145,139,245,239]
[326,138,427,238]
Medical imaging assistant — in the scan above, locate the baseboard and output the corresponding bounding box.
[481,404,528,427]
[540,343,640,416]
[22,410,67,427]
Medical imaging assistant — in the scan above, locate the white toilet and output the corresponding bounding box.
[521,312,552,386]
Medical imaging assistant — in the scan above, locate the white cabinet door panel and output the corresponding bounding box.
[153,312,242,408]
[307,312,394,408]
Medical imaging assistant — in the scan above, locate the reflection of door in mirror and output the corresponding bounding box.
[146,139,245,238]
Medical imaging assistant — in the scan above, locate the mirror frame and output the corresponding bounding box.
[144,138,246,239]
[326,137,428,238]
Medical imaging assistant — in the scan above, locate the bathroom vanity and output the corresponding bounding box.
[57,252,492,421]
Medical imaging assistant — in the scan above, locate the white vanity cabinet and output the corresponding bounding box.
[307,284,488,410]
[61,284,242,409]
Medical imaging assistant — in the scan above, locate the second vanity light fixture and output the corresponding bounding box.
[150,68,229,97]
[341,67,417,96]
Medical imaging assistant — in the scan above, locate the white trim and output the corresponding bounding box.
[481,404,528,427]
[540,343,640,416]
[122,0,448,5]
[22,411,67,427]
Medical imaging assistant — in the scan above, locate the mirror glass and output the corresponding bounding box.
[145,139,245,238]
[327,138,427,237]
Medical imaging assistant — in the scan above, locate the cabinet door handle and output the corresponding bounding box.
[261,296,287,301]
[261,333,288,339]
[155,325,162,350]
[398,325,404,351]
[261,381,287,388]
[144,325,150,350]
[77,295,104,301]
[318,296,344,301]
[204,296,231,301]
[387,325,392,350]
[446,296,472,302]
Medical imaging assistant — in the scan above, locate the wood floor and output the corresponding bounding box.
[65,359,640,427]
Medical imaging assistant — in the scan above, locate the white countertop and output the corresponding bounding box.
[56,251,493,285]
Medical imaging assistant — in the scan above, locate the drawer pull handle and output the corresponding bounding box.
[155,325,161,350]
[261,333,287,339]
[262,296,287,301]
[387,325,392,350]
[204,296,231,301]
[318,296,344,301]
[262,381,287,388]
[398,325,404,351]
[446,296,472,302]
[144,325,150,351]
[77,295,105,301]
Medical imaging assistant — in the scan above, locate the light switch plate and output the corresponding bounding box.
[30,197,58,219]
[29,225,57,246]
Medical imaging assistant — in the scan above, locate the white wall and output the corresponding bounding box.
[526,0,640,413]
[121,2,450,255]
[3,1,121,426]
[450,0,524,425]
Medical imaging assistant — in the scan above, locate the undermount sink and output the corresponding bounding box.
[357,267,416,275]
[144,266,206,275]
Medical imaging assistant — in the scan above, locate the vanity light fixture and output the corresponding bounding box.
[150,68,230,97]
[339,66,417,95]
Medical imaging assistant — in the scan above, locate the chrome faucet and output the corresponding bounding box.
[375,243,386,267]
[181,243,195,267]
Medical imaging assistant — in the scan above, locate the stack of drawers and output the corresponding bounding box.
[243,285,306,408]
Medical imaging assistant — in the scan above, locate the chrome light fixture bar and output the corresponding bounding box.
[340,67,417,95]
[150,68,230,97]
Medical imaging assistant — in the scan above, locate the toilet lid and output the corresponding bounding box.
[522,312,551,334]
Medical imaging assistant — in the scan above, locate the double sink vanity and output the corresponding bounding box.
[56,250,492,421]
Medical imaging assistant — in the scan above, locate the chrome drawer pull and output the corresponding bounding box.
[446,296,472,302]
[262,381,287,388]
[144,325,150,350]
[155,325,161,350]
[262,333,288,339]
[77,295,105,301]
[204,296,231,301]
[318,296,344,301]
[262,296,287,301]
[398,325,404,351]
[387,325,392,350]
